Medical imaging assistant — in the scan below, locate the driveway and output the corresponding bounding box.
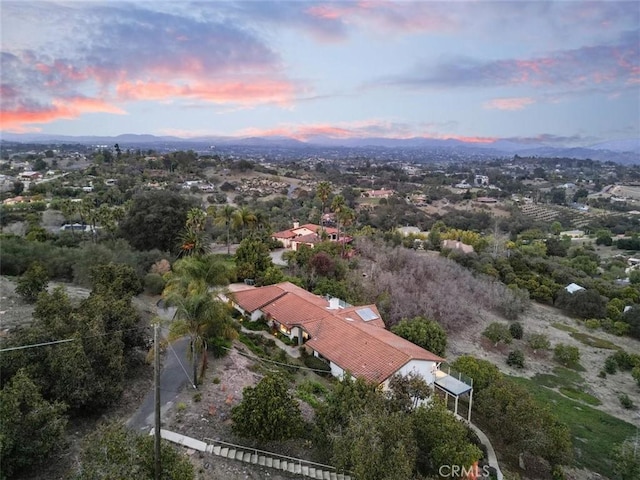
[127,306,195,432]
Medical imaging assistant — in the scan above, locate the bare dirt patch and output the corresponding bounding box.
[163,344,313,480]
[448,301,640,421]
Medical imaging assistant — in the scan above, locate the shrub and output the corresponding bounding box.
[611,351,636,371]
[143,273,166,295]
[193,392,202,402]
[15,261,49,302]
[585,319,600,330]
[604,356,618,375]
[598,370,607,379]
[613,321,630,336]
[554,344,581,368]
[619,394,634,410]
[483,322,513,347]
[506,350,525,369]
[632,367,640,387]
[527,333,551,352]
[303,355,332,376]
[509,322,524,340]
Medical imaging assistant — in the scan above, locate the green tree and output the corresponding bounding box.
[482,322,513,347]
[119,191,196,252]
[231,374,303,441]
[477,377,572,467]
[89,263,142,299]
[332,409,416,480]
[0,369,68,480]
[391,316,447,356]
[15,261,49,302]
[234,237,273,282]
[413,399,482,476]
[451,355,502,393]
[316,374,382,444]
[73,423,194,480]
[1,287,129,410]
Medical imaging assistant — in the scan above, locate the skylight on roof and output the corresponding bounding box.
[356,307,378,322]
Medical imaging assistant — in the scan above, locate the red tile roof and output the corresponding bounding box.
[232,282,444,384]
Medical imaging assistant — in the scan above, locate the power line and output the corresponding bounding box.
[221,345,333,374]
[0,325,151,353]
[0,338,75,352]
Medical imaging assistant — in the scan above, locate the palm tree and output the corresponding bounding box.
[164,255,231,298]
[316,181,331,229]
[165,291,233,386]
[232,207,256,240]
[216,205,236,255]
[59,199,76,238]
[338,206,356,255]
[178,208,209,257]
[177,227,209,257]
[331,194,346,242]
[186,208,207,232]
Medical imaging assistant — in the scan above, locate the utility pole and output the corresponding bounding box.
[154,323,161,480]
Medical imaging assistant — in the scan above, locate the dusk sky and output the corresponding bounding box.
[1,1,639,146]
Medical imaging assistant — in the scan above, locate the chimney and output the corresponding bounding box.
[293,220,300,229]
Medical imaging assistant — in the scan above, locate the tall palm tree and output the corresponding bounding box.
[59,198,76,238]
[316,181,331,229]
[232,207,256,240]
[165,291,233,386]
[331,194,346,242]
[216,205,236,255]
[338,206,356,254]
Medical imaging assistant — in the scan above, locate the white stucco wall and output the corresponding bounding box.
[329,362,345,379]
[389,360,438,387]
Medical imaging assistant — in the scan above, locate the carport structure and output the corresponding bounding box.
[434,366,474,422]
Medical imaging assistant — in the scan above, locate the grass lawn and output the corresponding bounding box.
[551,323,622,350]
[509,376,636,475]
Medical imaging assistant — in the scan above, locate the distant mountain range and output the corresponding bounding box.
[1,132,639,163]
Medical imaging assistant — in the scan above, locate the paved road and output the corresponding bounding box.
[127,306,195,432]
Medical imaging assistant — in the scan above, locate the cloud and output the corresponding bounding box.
[483,97,535,111]
[0,97,126,132]
[1,3,302,131]
[235,120,494,143]
[375,29,639,93]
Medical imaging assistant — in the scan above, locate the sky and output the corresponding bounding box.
[1,1,639,146]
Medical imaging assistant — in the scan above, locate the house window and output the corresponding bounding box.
[278,323,290,335]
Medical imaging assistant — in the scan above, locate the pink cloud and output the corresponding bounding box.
[483,97,535,111]
[0,97,126,131]
[235,120,495,143]
[115,78,298,105]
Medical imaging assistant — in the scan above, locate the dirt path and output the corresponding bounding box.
[447,301,640,421]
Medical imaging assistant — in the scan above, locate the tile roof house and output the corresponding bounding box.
[272,222,351,251]
[230,282,445,386]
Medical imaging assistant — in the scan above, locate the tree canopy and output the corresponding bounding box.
[391,316,447,356]
[119,191,197,252]
[231,374,303,442]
